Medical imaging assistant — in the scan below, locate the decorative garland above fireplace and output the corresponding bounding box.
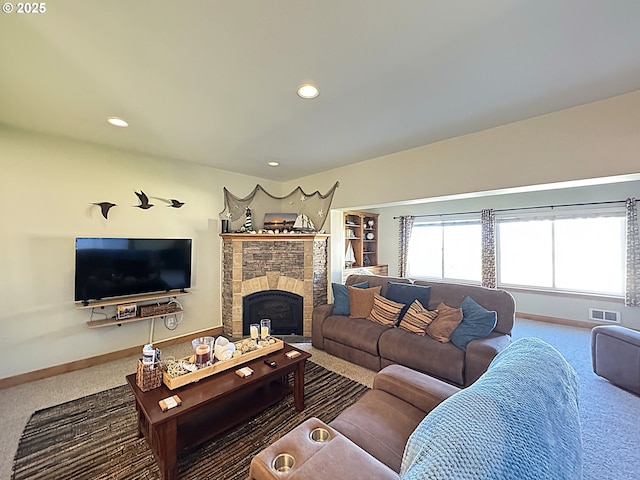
[218,181,339,233]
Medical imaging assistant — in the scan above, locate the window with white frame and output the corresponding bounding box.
[407,220,481,282]
[406,208,626,296]
[497,214,625,295]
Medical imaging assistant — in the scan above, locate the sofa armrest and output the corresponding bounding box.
[463,333,511,386]
[373,364,459,414]
[249,418,398,480]
[311,304,334,349]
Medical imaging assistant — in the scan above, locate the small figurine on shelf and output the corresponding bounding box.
[238,207,254,233]
[244,207,253,231]
[345,242,356,268]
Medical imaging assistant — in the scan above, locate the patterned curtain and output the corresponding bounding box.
[398,216,414,278]
[626,198,640,307]
[481,209,497,288]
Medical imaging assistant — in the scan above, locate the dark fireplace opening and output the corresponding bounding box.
[242,290,303,336]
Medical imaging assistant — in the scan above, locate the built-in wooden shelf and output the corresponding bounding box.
[344,211,380,269]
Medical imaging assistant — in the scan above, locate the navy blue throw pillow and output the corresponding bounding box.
[385,282,432,321]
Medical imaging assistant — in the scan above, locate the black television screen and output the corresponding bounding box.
[75,238,192,303]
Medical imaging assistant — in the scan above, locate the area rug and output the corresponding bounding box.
[12,362,369,480]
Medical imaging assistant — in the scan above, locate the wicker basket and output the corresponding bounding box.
[136,360,163,392]
[139,302,178,318]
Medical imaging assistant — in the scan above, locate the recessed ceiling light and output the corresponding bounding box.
[268,161,280,167]
[107,116,129,127]
[297,84,319,99]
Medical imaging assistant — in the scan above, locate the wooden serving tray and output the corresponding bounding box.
[163,338,284,390]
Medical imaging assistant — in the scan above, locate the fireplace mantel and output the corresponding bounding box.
[220,233,329,337]
[220,233,329,240]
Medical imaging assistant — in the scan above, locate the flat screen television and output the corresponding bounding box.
[75,238,192,304]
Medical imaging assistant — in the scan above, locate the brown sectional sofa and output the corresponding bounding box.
[312,274,516,386]
[249,338,583,480]
[249,365,450,479]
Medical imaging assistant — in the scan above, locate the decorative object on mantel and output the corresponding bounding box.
[219,181,339,233]
[92,201,117,219]
[134,190,154,209]
[243,207,253,232]
[264,212,297,230]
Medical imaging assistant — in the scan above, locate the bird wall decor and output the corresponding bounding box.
[92,202,117,219]
[134,191,154,209]
[149,196,186,208]
[89,191,185,220]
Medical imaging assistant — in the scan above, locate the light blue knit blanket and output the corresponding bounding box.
[401,338,582,480]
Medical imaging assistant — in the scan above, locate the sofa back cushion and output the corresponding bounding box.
[413,280,514,335]
[346,274,411,297]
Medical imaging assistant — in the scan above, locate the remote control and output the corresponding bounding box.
[264,359,277,367]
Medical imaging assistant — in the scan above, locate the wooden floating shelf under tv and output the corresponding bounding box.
[76,291,190,328]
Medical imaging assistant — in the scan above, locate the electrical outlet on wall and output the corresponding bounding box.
[165,315,177,330]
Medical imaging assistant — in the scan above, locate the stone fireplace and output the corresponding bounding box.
[221,234,329,337]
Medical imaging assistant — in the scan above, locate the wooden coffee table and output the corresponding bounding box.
[125,343,311,480]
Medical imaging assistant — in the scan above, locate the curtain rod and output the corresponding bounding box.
[393,199,627,220]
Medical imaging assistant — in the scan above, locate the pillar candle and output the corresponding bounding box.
[250,324,259,340]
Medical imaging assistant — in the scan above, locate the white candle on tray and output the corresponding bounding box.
[250,324,259,340]
[260,319,271,339]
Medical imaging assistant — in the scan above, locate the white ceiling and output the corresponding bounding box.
[2,1,640,182]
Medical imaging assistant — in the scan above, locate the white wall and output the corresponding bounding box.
[282,91,640,330]
[0,127,279,378]
[283,91,640,210]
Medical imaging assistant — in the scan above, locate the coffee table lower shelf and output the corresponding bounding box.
[177,379,291,452]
